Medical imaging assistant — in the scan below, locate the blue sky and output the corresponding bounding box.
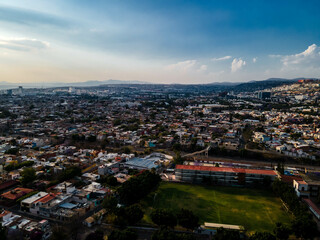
[0,0,319,84]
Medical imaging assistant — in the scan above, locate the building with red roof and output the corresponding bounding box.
[303,198,320,220]
[280,174,303,185]
[0,180,18,192]
[1,187,33,205]
[293,178,320,199]
[175,165,277,185]
[29,193,60,215]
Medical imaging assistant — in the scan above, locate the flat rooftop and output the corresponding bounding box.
[21,192,48,205]
[125,157,160,169]
[204,222,243,230]
[176,165,277,176]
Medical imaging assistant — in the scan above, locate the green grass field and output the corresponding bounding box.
[141,182,292,233]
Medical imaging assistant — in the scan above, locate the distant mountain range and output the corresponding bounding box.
[0,77,316,90]
[0,79,150,89]
[227,78,318,92]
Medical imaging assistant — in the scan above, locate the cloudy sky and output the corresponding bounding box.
[0,0,319,84]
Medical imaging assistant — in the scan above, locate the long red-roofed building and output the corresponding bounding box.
[175,165,278,185]
[1,188,33,202]
[303,198,320,220]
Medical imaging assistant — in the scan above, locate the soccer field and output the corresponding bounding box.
[141,182,292,232]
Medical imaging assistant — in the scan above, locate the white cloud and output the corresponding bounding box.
[197,64,207,72]
[0,38,49,52]
[165,60,197,72]
[281,44,319,66]
[265,44,320,78]
[231,58,246,72]
[211,55,232,61]
[253,57,257,63]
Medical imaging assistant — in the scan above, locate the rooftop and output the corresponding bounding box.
[0,210,11,219]
[204,222,243,230]
[0,180,18,191]
[125,157,160,169]
[1,188,33,200]
[175,165,277,176]
[35,193,60,204]
[303,198,320,216]
[21,192,48,205]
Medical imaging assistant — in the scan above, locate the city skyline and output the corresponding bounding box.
[0,0,319,84]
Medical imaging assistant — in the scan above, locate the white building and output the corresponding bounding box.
[293,179,309,198]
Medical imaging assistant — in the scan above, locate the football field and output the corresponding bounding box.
[142,182,292,232]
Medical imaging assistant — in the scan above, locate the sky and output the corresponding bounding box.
[0,0,319,84]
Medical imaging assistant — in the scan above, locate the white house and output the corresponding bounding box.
[293,179,309,198]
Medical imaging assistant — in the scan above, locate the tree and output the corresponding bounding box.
[21,167,36,186]
[213,228,241,240]
[85,230,104,240]
[177,208,199,230]
[113,119,122,126]
[150,209,177,228]
[0,225,6,240]
[106,175,118,186]
[152,229,196,240]
[50,226,69,240]
[109,204,144,227]
[125,204,144,225]
[30,230,43,240]
[291,215,318,239]
[173,152,183,165]
[5,148,19,155]
[177,233,196,240]
[102,195,118,213]
[87,135,96,142]
[238,148,248,158]
[108,228,137,240]
[151,229,177,240]
[122,146,131,154]
[69,216,82,240]
[172,143,181,151]
[58,166,81,182]
[276,162,284,175]
[113,207,129,227]
[249,232,275,240]
[117,170,161,205]
[262,176,271,188]
[273,222,289,240]
[99,175,118,187]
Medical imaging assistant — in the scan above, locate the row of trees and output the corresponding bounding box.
[98,174,118,187]
[272,179,318,239]
[102,169,200,239]
[108,228,138,240]
[117,170,161,205]
[103,208,199,240]
[58,166,82,182]
[151,208,199,230]
[4,160,34,171]
[152,228,196,240]
[103,200,144,227]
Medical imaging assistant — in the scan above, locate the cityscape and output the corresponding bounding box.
[0,1,320,240]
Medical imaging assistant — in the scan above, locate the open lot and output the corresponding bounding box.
[141,182,292,232]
